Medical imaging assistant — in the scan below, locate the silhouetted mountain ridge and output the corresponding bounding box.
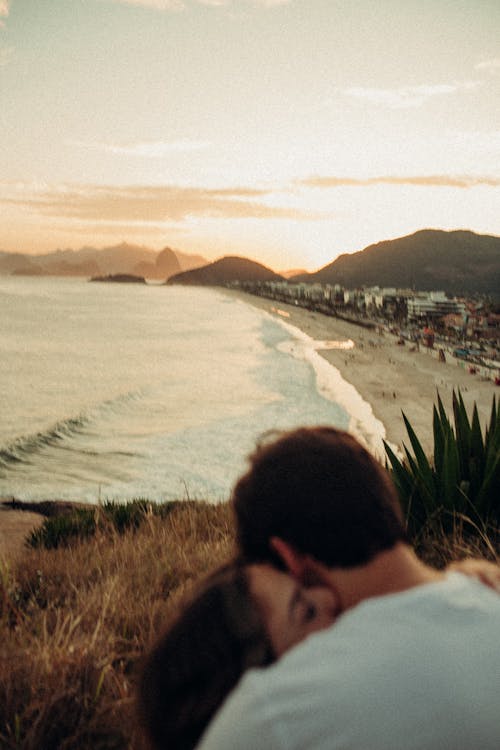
[167,256,285,285]
[291,230,500,296]
[0,244,207,279]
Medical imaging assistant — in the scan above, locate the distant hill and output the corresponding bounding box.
[291,230,500,297]
[167,256,285,286]
[0,244,207,279]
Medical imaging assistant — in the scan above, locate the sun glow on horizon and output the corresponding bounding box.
[0,1,499,270]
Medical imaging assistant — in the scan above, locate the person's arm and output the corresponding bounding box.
[447,558,500,591]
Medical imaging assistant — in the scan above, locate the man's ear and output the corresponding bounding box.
[270,537,307,580]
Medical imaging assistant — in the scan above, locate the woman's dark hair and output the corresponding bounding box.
[137,563,275,750]
[233,426,407,568]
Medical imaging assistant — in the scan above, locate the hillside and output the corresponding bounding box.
[291,230,500,296]
[0,244,207,279]
[167,256,285,285]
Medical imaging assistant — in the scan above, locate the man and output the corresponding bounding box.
[198,427,500,749]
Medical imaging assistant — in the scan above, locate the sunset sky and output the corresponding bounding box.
[1,0,499,271]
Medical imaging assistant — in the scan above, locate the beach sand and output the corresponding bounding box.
[224,288,498,455]
[0,505,44,562]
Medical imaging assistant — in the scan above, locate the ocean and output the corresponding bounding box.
[0,276,385,504]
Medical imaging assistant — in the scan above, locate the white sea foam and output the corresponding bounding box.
[270,317,388,458]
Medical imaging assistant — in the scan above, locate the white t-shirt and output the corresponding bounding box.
[197,574,500,750]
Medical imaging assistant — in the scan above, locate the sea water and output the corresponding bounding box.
[0,277,385,504]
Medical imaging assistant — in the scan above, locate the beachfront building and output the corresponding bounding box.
[324,284,345,305]
[407,292,466,323]
[362,287,410,322]
[441,312,467,334]
[304,283,328,304]
[465,312,500,344]
[343,289,366,311]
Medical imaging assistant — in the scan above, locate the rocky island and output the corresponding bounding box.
[89,274,147,284]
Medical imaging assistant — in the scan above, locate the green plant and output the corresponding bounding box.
[28,508,97,550]
[27,500,178,550]
[384,391,500,539]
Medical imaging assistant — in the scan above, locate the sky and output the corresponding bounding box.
[0,0,499,271]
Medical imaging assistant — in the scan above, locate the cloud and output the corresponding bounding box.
[448,130,500,155]
[0,0,10,27]
[197,0,230,6]
[475,58,500,74]
[109,0,186,10]
[247,0,292,5]
[70,139,211,158]
[0,44,13,65]
[336,81,480,109]
[300,174,500,189]
[109,0,291,10]
[0,183,315,224]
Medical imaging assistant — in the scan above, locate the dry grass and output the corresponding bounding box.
[411,513,499,569]
[0,501,234,750]
[0,499,497,749]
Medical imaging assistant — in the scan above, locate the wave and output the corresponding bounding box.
[0,415,89,469]
[0,388,146,471]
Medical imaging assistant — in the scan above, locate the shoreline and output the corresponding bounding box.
[1,288,497,559]
[223,288,497,455]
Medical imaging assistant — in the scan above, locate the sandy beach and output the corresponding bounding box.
[224,288,498,455]
[0,505,44,562]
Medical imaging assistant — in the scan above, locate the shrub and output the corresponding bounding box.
[27,508,97,550]
[27,500,179,550]
[384,391,500,542]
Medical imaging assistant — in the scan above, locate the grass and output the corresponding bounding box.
[0,501,234,749]
[0,492,498,748]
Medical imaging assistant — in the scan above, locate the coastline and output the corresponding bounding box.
[1,286,497,560]
[222,287,497,455]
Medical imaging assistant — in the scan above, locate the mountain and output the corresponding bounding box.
[291,230,500,296]
[280,268,308,279]
[167,256,285,286]
[132,246,181,280]
[174,250,208,272]
[64,243,155,273]
[0,252,40,274]
[0,244,208,278]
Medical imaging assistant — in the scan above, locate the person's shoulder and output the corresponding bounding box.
[196,667,279,750]
[439,571,500,609]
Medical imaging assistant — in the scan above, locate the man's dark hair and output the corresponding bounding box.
[232,426,407,568]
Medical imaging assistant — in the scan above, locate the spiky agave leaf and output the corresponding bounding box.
[439,431,461,512]
[452,390,472,481]
[385,390,499,540]
[401,412,435,498]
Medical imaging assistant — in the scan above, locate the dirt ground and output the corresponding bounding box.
[0,507,44,562]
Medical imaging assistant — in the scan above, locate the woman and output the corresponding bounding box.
[137,561,337,750]
[137,558,499,750]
